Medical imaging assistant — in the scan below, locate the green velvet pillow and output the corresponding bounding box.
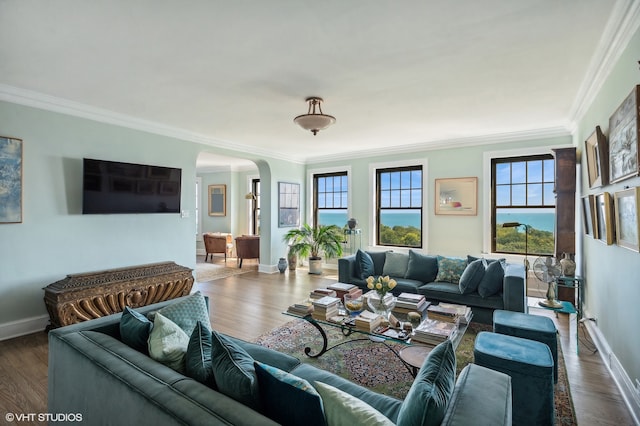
[405,250,438,282]
[210,329,260,411]
[120,306,153,354]
[356,249,375,280]
[467,255,505,265]
[314,381,394,426]
[382,252,409,277]
[477,259,506,298]
[458,259,485,294]
[396,340,457,426]
[147,312,189,373]
[157,291,210,338]
[434,256,467,284]
[185,321,215,388]
[254,361,325,426]
[367,251,388,276]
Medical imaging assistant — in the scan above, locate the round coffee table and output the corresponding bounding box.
[399,345,434,376]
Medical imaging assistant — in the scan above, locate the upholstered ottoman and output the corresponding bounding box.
[474,331,554,426]
[493,309,558,383]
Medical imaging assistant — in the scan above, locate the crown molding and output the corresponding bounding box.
[569,0,640,125]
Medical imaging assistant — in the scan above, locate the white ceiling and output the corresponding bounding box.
[0,1,637,169]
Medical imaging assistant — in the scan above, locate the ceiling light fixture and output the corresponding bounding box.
[294,97,336,135]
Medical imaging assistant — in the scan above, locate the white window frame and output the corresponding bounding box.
[307,165,352,227]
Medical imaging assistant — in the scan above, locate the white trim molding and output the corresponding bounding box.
[0,315,50,341]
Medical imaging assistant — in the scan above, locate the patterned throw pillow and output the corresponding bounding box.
[434,256,467,284]
[147,313,189,373]
[156,291,210,338]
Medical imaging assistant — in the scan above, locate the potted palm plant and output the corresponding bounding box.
[283,224,344,274]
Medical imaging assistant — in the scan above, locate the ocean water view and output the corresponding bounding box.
[496,211,555,232]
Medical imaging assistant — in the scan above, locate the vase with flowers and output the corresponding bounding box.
[366,275,397,320]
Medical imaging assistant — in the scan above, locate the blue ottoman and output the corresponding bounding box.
[474,332,554,426]
[493,309,558,383]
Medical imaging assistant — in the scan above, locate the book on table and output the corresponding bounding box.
[354,310,384,332]
[287,300,314,316]
[327,282,361,301]
[427,304,461,324]
[412,319,458,345]
[437,303,472,324]
[311,296,341,321]
[309,288,337,299]
[395,292,429,310]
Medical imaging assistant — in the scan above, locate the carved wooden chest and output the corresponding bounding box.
[44,261,194,329]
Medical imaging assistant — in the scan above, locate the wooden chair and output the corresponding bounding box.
[235,235,260,268]
[203,233,229,262]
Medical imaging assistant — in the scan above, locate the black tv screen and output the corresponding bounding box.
[82,158,182,214]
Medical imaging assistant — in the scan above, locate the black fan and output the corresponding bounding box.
[532,257,563,308]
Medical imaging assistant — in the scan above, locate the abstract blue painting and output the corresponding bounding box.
[0,136,22,223]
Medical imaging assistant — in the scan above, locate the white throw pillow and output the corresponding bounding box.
[147,312,189,373]
[314,381,394,426]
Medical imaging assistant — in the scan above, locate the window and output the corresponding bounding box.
[492,155,555,255]
[376,165,422,247]
[314,172,348,228]
[251,179,260,235]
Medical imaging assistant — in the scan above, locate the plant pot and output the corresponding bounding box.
[308,257,322,275]
[287,253,297,271]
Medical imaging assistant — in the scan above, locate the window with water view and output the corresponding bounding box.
[377,166,422,247]
[492,155,555,255]
[314,172,348,228]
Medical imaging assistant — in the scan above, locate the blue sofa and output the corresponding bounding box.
[48,296,512,425]
[338,250,526,324]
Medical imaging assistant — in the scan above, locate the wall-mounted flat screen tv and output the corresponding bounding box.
[82,158,182,214]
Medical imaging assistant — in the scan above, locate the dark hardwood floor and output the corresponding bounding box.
[0,262,635,425]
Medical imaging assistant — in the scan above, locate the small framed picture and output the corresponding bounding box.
[614,187,640,252]
[435,177,478,216]
[581,195,596,237]
[584,126,608,188]
[208,184,226,216]
[594,192,615,245]
[608,85,640,183]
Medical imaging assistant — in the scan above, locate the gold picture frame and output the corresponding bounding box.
[594,192,614,245]
[614,187,640,252]
[584,126,608,188]
[608,85,640,183]
[208,184,226,216]
[435,177,478,216]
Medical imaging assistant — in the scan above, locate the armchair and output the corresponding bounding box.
[235,235,260,268]
[203,233,232,262]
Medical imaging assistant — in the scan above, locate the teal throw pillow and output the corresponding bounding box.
[434,256,467,284]
[477,259,506,298]
[382,252,409,277]
[185,321,215,388]
[467,255,505,265]
[458,259,485,294]
[367,251,388,276]
[356,249,375,280]
[397,340,457,426]
[157,291,210,338]
[405,250,438,282]
[147,312,189,373]
[120,306,153,354]
[254,362,325,426]
[314,381,394,426]
[210,329,260,411]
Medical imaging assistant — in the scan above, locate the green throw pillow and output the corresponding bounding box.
[156,291,210,338]
[477,259,506,298]
[254,362,325,426]
[434,256,467,284]
[185,321,215,388]
[382,252,409,277]
[405,250,438,282]
[147,312,189,373]
[397,340,457,426]
[314,381,394,426]
[356,249,375,280]
[458,259,485,294]
[210,329,261,411]
[120,306,153,354]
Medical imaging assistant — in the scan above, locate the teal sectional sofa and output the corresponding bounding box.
[338,250,527,324]
[48,296,513,425]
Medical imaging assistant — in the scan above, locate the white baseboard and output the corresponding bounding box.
[584,320,640,425]
[0,315,50,341]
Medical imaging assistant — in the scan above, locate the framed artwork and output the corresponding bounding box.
[581,195,596,237]
[614,187,640,252]
[278,182,300,227]
[208,184,226,216]
[594,192,615,245]
[435,177,477,216]
[608,85,640,183]
[0,136,22,223]
[584,126,609,188]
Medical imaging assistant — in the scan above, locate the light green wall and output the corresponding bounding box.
[574,25,640,386]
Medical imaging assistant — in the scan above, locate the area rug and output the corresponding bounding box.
[254,320,576,425]
[195,261,254,282]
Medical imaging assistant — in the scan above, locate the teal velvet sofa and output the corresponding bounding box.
[48,296,513,425]
[338,250,527,324]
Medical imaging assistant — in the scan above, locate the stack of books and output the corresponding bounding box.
[412,319,458,345]
[393,293,430,314]
[327,282,362,301]
[311,296,341,321]
[427,304,461,324]
[286,300,314,316]
[309,288,337,300]
[437,303,472,324]
[354,310,384,332]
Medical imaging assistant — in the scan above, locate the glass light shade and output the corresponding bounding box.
[293,114,336,135]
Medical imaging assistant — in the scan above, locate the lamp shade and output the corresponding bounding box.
[294,97,336,135]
